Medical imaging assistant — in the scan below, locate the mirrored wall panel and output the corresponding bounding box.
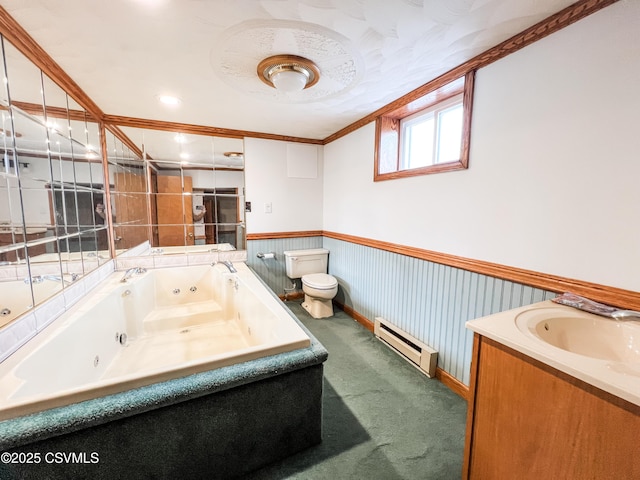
[107,127,245,255]
[0,34,106,327]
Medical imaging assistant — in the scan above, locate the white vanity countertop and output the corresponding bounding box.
[466,300,640,407]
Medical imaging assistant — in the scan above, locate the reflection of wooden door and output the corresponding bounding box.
[203,189,239,247]
[114,172,148,249]
[157,175,194,246]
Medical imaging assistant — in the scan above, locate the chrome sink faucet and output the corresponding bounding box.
[214,260,237,273]
[611,310,640,321]
[120,267,147,283]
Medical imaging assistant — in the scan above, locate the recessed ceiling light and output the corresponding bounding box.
[158,95,182,106]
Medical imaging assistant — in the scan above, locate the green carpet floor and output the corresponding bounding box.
[248,301,467,480]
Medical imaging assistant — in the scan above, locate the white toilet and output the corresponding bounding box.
[284,248,338,319]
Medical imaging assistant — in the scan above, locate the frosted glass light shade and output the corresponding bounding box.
[257,55,319,93]
[271,69,308,92]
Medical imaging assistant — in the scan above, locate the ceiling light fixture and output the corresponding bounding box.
[257,55,319,93]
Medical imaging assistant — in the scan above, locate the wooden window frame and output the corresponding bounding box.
[374,69,475,181]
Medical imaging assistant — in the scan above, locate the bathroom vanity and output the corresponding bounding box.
[463,302,640,479]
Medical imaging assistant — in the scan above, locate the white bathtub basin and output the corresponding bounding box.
[0,262,311,421]
[515,307,640,362]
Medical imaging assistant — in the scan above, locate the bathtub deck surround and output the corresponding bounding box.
[0,262,310,420]
[0,262,328,479]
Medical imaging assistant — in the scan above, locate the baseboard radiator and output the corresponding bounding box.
[374,317,438,378]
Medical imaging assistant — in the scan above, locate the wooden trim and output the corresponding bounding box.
[247,230,639,310]
[435,367,469,400]
[323,230,640,311]
[104,124,144,159]
[334,300,374,333]
[103,114,323,145]
[374,159,466,181]
[278,292,305,302]
[99,121,116,259]
[459,70,475,170]
[373,70,474,182]
[247,230,323,241]
[11,101,96,122]
[0,6,105,121]
[323,0,619,144]
[462,333,482,479]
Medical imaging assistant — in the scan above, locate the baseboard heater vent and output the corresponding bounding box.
[374,317,438,378]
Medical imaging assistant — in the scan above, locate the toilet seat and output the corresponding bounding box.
[302,273,337,290]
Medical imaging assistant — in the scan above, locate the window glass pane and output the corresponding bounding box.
[436,103,463,164]
[402,115,434,170]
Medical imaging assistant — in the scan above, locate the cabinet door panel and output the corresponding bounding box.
[468,338,640,479]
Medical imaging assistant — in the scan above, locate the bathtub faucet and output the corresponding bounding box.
[24,273,78,285]
[120,267,147,283]
[45,273,78,285]
[214,260,237,273]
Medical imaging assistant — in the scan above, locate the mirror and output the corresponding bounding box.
[0,34,106,328]
[108,127,245,255]
[0,30,247,330]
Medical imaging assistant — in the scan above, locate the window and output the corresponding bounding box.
[375,70,475,181]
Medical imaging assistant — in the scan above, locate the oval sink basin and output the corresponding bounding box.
[515,307,640,362]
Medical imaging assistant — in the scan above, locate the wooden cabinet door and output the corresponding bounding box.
[465,336,640,479]
[156,175,194,246]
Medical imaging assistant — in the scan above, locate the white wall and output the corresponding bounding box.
[244,137,323,234]
[188,169,244,191]
[323,1,640,292]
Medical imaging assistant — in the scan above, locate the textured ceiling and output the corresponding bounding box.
[0,0,578,140]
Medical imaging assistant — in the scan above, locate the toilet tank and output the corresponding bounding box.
[284,248,329,278]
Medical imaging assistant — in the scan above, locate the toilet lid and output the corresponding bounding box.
[302,273,337,289]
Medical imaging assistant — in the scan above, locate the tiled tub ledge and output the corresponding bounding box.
[0,260,116,363]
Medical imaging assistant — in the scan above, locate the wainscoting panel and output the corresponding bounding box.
[247,234,556,386]
[246,236,324,295]
[322,237,556,386]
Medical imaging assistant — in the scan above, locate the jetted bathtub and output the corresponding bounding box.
[0,261,326,479]
[0,262,310,420]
